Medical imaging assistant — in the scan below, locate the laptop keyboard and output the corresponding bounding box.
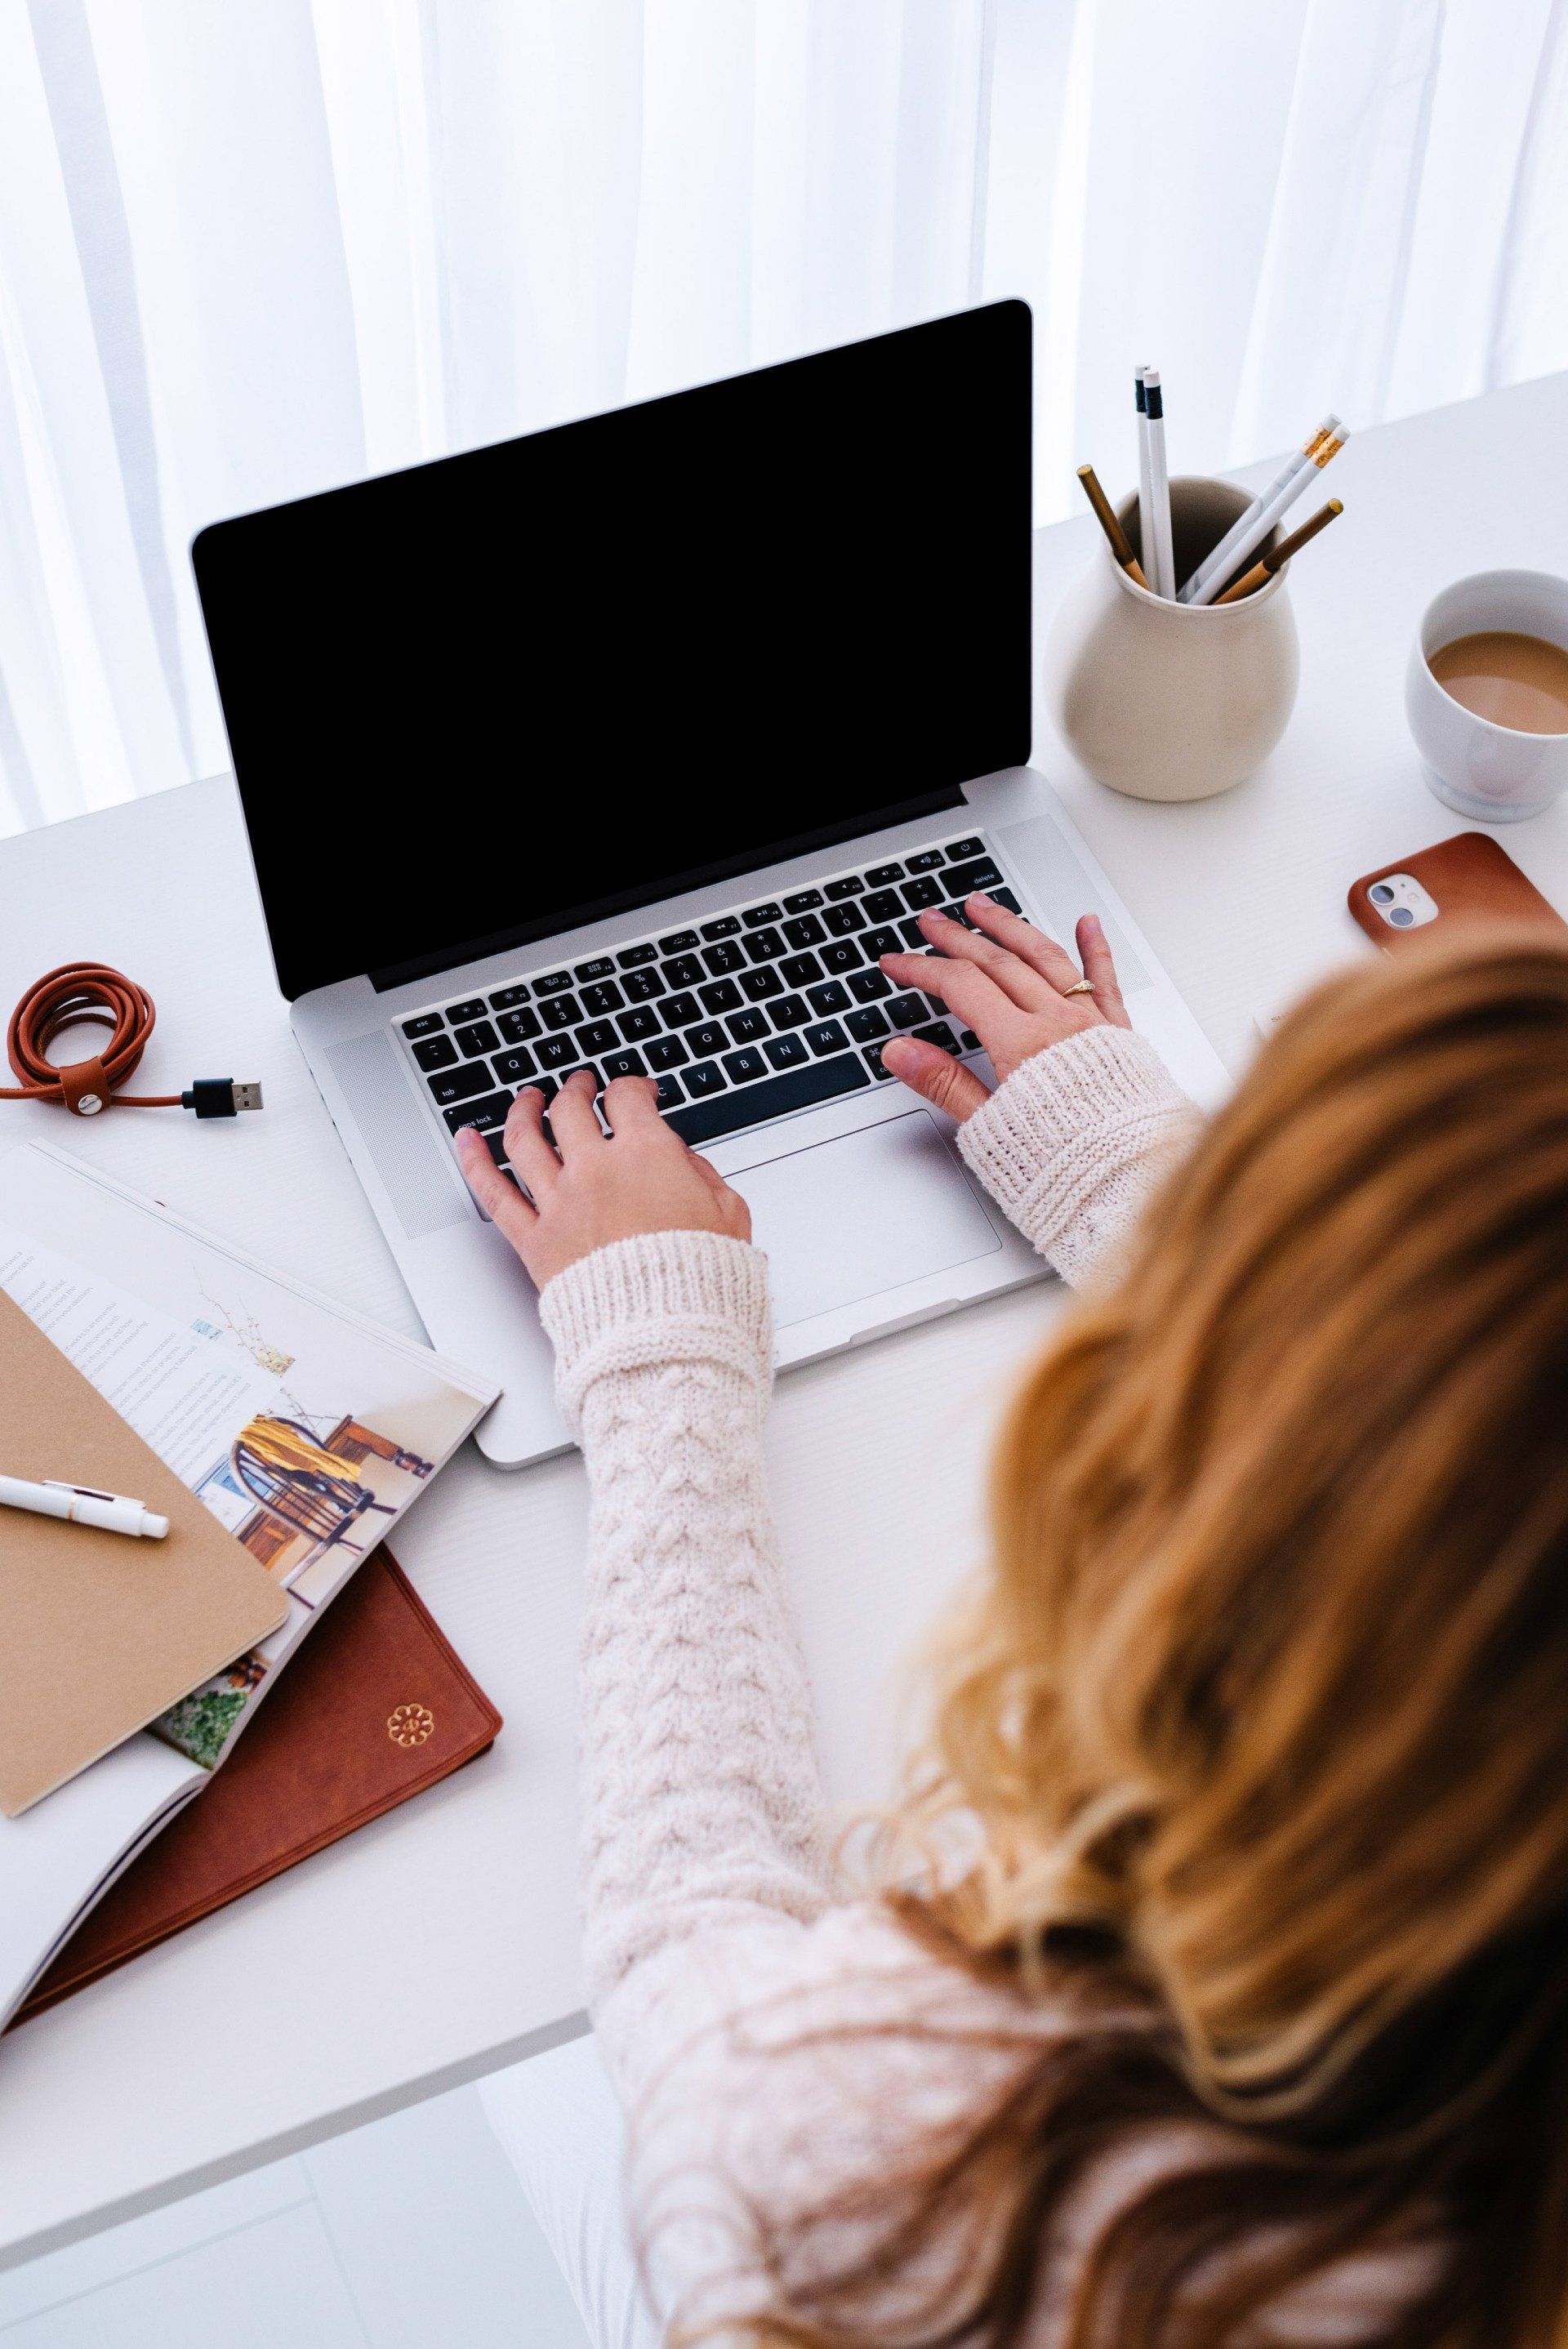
[397,833,1022,1179]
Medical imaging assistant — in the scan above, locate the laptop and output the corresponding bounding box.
[193,300,1227,1469]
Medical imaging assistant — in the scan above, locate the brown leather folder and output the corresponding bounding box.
[11,1545,501,2023]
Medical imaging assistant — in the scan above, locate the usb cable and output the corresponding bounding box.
[2,964,263,1120]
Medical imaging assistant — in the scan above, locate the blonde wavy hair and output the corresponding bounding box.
[751,930,1568,2348]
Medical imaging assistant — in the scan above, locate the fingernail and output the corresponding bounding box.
[969,890,993,907]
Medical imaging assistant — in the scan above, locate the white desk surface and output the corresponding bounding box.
[2,372,1566,2267]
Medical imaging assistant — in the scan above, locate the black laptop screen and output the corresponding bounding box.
[194,301,1032,1001]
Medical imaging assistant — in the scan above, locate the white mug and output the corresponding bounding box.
[1406,568,1568,822]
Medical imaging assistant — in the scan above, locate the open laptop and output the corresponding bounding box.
[193,300,1227,1468]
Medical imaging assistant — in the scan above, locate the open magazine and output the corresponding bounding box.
[0,1141,497,2027]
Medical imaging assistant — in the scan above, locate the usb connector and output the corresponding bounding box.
[181,1079,265,1119]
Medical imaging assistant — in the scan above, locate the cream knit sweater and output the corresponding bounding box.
[538,1027,1207,2341]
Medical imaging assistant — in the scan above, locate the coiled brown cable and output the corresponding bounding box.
[2,963,179,1116]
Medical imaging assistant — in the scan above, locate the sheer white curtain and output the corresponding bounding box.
[0,0,1564,835]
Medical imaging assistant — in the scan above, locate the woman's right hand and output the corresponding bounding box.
[877,892,1130,1124]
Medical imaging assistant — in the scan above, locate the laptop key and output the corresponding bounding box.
[654,1073,684,1111]
[899,917,927,948]
[661,991,702,1027]
[886,993,927,1031]
[617,942,658,969]
[914,1022,961,1054]
[601,1048,648,1081]
[823,903,865,935]
[941,857,1003,898]
[403,1013,444,1038]
[497,1005,541,1043]
[764,1033,808,1070]
[743,928,786,963]
[493,1048,537,1085]
[769,993,810,1031]
[658,929,699,955]
[740,965,783,1001]
[826,876,865,899]
[902,876,943,910]
[849,968,892,1002]
[960,1028,981,1051]
[820,940,861,974]
[581,980,625,1016]
[780,952,822,988]
[782,888,824,914]
[846,1005,889,1042]
[698,978,742,1015]
[533,972,574,995]
[865,862,902,887]
[947,836,984,862]
[665,1051,871,1146]
[577,1020,618,1057]
[727,1009,768,1045]
[541,995,581,1031]
[702,939,745,975]
[537,1034,579,1071]
[862,927,901,963]
[488,984,531,1009]
[863,1042,895,1081]
[663,953,703,991]
[448,997,486,1022]
[742,902,782,927]
[807,980,850,1016]
[443,1090,514,1134]
[646,1035,688,1071]
[906,849,945,872]
[688,1020,728,1058]
[804,1019,849,1057]
[427,1063,495,1106]
[700,916,741,940]
[863,889,902,925]
[412,1036,458,1072]
[575,956,616,983]
[453,1019,501,1058]
[618,1006,661,1043]
[622,967,664,1001]
[684,1059,725,1097]
[723,1047,767,1085]
[991,886,1022,912]
[782,914,825,950]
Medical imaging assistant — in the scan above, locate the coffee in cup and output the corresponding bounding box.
[1428,631,1568,736]
[1406,570,1568,821]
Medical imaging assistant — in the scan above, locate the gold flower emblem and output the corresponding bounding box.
[387,1701,435,1749]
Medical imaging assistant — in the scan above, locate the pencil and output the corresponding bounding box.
[1134,368,1156,594]
[1213,498,1343,603]
[1184,424,1349,608]
[1140,368,1175,598]
[1076,464,1149,590]
[1178,415,1337,604]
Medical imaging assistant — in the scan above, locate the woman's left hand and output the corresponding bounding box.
[456,1069,751,1290]
[878,892,1130,1124]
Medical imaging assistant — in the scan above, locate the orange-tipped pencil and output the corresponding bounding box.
[1076,464,1149,590]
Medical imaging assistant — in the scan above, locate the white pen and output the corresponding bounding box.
[1141,368,1175,599]
[1179,414,1338,604]
[0,1473,169,1540]
[1184,422,1349,608]
[1135,368,1156,590]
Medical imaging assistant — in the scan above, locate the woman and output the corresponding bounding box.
[462,894,1568,2347]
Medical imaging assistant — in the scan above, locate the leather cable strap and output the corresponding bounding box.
[2,964,179,1117]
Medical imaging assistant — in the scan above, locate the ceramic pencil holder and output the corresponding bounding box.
[1042,475,1300,803]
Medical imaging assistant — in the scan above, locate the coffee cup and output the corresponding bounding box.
[1406,569,1568,822]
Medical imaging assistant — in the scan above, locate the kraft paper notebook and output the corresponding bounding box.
[14,1545,501,2022]
[0,1290,287,1818]
[0,1139,498,2027]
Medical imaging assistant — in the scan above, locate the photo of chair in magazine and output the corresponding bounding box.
[0,1139,498,2029]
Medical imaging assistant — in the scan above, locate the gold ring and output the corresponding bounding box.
[1062,979,1096,997]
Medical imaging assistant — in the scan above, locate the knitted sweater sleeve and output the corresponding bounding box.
[956,1024,1201,1287]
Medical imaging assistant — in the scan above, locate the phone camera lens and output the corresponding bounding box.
[1390,906,1414,925]
[1370,883,1396,904]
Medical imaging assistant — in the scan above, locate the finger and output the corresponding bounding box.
[1076,913,1129,1028]
[455,1123,539,1240]
[964,894,1086,994]
[688,1150,731,1197]
[879,949,1031,1042]
[503,1086,563,1195]
[881,1037,992,1124]
[547,1068,604,1154]
[911,907,1062,1010]
[600,1073,662,1134]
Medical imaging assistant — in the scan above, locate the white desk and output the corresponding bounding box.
[2,372,1566,2268]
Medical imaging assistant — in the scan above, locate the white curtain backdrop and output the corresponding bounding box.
[0,0,1564,834]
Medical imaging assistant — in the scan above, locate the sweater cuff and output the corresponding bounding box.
[957,1025,1199,1285]
[540,1230,773,1426]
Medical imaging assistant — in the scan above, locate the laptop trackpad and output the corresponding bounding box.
[728,1110,1002,1331]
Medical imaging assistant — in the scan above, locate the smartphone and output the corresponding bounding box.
[1348,832,1566,950]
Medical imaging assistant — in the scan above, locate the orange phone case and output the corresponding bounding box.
[1348,832,1566,950]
